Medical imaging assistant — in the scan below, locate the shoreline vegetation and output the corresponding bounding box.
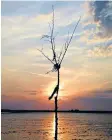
[1,109,112,114]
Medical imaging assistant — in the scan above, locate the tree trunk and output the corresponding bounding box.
[55,96,58,140]
[55,69,60,140]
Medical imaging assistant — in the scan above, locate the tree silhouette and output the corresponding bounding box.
[37,6,80,140]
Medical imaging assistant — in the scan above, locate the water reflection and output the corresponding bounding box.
[1,113,112,140]
[52,113,112,140]
[52,113,57,140]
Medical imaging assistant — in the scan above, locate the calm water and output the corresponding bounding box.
[1,113,112,140]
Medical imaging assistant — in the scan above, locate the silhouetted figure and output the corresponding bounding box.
[49,85,59,100]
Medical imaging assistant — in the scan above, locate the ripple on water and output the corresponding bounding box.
[1,113,112,140]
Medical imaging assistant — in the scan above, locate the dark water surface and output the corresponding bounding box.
[1,113,112,140]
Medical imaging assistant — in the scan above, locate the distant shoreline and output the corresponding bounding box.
[1,109,112,114]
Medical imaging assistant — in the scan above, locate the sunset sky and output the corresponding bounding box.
[1,1,112,110]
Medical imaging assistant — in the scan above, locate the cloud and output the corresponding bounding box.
[59,95,112,110]
[59,88,112,110]
[74,88,112,99]
[89,1,112,37]
[1,68,55,99]
[1,95,54,110]
[24,90,37,95]
[87,44,112,57]
[80,1,112,52]
[89,89,112,98]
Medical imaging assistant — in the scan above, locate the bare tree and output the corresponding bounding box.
[37,6,80,140]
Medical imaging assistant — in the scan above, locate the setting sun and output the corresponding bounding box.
[46,81,65,99]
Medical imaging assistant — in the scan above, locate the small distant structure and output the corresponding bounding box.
[71,109,79,112]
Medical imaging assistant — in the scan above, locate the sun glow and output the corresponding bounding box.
[46,81,65,99]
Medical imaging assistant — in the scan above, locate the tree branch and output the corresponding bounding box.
[58,31,70,63]
[50,5,57,64]
[37,48,54,64]
[59,17,81,65]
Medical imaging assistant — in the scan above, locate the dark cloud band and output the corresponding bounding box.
[90,1,112,37]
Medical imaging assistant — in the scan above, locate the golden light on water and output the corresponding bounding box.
[51,113,67,140]
[53,114,55,134]
[47,113,55,139]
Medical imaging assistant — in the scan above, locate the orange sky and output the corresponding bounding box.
[1,1,112,110]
